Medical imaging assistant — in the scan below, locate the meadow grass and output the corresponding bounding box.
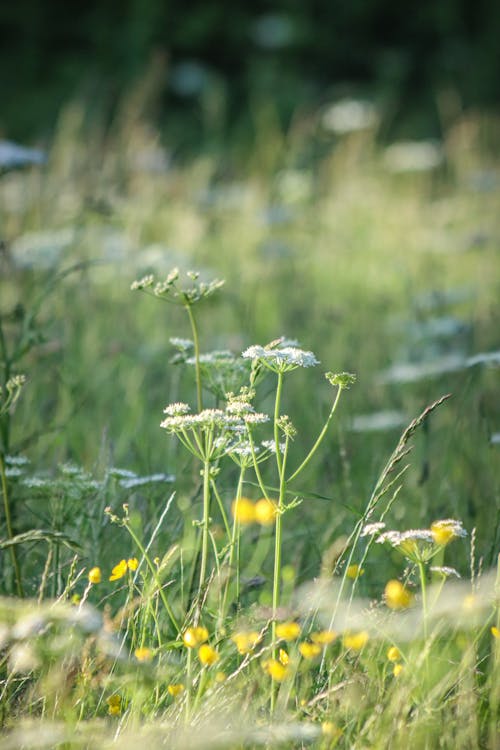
[0,101,499,748]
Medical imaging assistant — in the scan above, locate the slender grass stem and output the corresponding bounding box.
[273,372,283,475]
[0,452,23,597]
[198,460,211,595]
[287,384,343,483]
[418,560,429,642]
[185,304,203,412]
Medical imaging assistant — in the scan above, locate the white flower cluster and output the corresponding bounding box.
[242,343,319,372]
[375,529,435,546]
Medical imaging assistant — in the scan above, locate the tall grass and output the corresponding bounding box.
[0,99,499,747]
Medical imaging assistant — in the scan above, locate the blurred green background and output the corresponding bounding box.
[1,0,500,142]
[0,1,499,594]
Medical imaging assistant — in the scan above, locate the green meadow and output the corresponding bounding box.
[0,101,499,748]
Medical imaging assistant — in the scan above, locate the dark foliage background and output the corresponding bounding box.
[1,0,500,141]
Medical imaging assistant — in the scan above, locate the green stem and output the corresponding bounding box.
[273,372,284,475]
[417,560,428,641]
[222,468,245,619]
[198,460,211,595]
[0,453,23,596]
[271,435,290,713]
[185,304,203,412]
[287,384,343,483]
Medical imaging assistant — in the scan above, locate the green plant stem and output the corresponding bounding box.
[222,468,245,619]
[123,521,179,634]
[0,452,23,597]
[287,384,343,483]
[273,372,283,475]
[198,460,211,595]
[417,560,429,641]
[271,435,290,714]
[185,304,203,412]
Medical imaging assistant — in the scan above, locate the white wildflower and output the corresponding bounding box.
[242,343,319,372]
[430,566,461,578]
[360,522,386,537]
[163,402,191,417]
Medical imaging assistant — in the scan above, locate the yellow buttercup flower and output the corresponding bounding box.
[183,626,209,648]
[343,631,369,651]
[298,641,322,660]
[109,559,128,581]
[106,694,122,715]
[254,498,277,525]
[311,630,337,646]
[88,566,102,584]
[262,659,288,681]
[387,646,401,662]
[279,648,289,666]
[322,721,342,739]
[491,626,500,639]
[430,519,466,546]
[109,558,138,581]
[231,497,256,525]
[134,647,153,662]
[346,564,364,579]
[276,622,301,641]
[384,580,414,610]
[231,630,261,655]
[167,683,185,697]
[215,671,227,683]
[198,643,220,666]
[393,663,404,677]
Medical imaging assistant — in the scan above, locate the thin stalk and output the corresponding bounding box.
[198,460,211,594]
[185,304,203,412]
[273,372,284,475]
[221,468,245,618]
[418,560,429,641]
[0,453,23,596]
[287,384,343,483]
[248,430,270,499]
[271,435,290,713]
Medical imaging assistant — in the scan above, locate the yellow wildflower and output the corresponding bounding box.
[276,622,301,641]
[393,663,404,677]
[262,659,288,681]
[491,626,500,639]
[134,647,153,662]
[298,641,322,660]
[254,498,277,525]
[106,694,121,716]
[311,630,337,646]
[167,683,185,697]
[346,564,364,579]
[322,721,342,739]
[127,557,139,571]
[231,497,256,524]
[231,630,261,655]
[430,519,466,546]
[198,643,220,666]
[88,566,102,584]
[215,671,227,683]
[343,631,369,651]
[109,560,128,581]
[183,626,209,648]
[279,648,289,666]
[384,580,414,610]
[387,646,401,662]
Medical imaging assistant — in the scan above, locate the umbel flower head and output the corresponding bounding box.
[131,268,225,306]
[363,519,467,564]
[242,338,319,374]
